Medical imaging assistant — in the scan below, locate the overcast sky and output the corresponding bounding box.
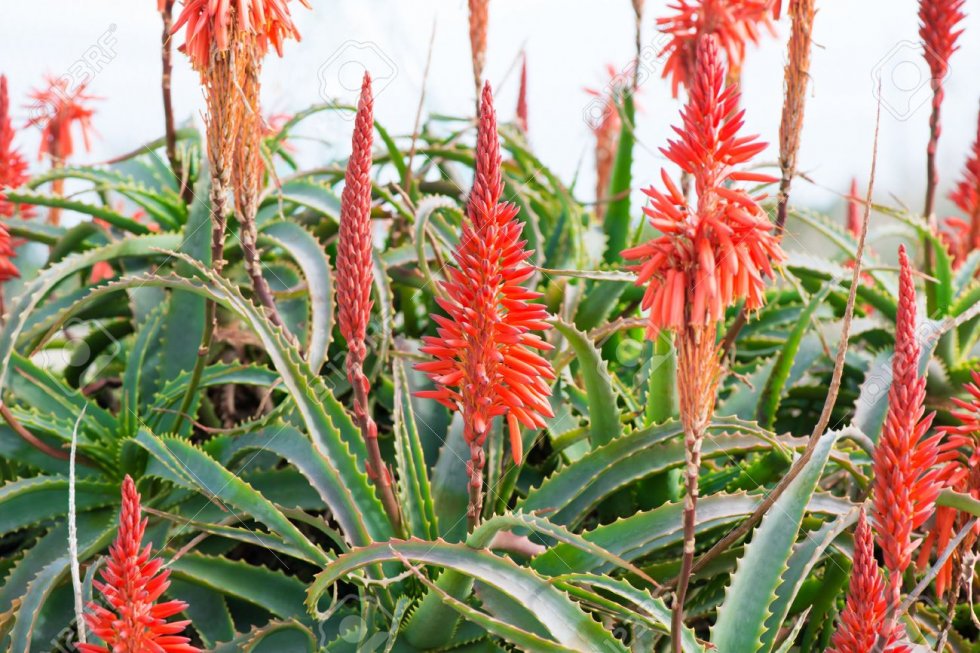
[2,0,979,221]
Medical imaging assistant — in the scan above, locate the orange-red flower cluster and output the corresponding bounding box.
[919,0,966,86]
[173,0,310,71]
[944,107,980,264]
[417,83,554,464]
[872,245,943,590]
[919,371,980,597]
[0,75,32,220]
[828,511,911,653]
[26,76,97,162]
[584,65,625,217]
[657,0,773,97]
[622,36,783,332]
[337,72,376,435]
[78,476,200,653]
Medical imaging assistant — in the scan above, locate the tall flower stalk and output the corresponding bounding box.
[774,0,816,233]
[621,35,783,651]
[77,476,200,653]
[827,510,911,653]
[584,66,623,222]
[515,53,528,133]
[337,72,402,534]
[417,83,555,529]
[871,245,943,609]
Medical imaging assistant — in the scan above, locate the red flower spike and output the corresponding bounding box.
[622,36,784,333]
[26,75,97,162]
[337,72,376,433]
[0,75,33,220]
[918,370,980,597]
[416,82,555,465]
[173,0,311,72]
[78,476,200,653]
[919,0,965,89]
[944,105,980,265]
[516,54,528,133]
[827,511,912,653]
[872,245,944,596]
[657,0,774,97]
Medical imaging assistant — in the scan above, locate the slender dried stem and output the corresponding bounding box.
[671,325,721,652]
[687,92,882,580]
[467,441,487,531]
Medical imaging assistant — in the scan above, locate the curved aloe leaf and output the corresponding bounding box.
[551,319,622,447]
[0,476,116,537]
[711,429,843,653]
[307,538,627,653]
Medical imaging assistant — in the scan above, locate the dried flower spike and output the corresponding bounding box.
[468,0,490,97]
[827,510,911,653]
[78,476,200,653]
[657,0,773,97]
[172,0,311,72]
[416,82,555,526]
[872,245,943,601]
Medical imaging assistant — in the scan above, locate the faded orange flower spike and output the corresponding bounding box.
[622,35,783,333]
[827,511,911,653]
[657,0,773,97]
[172,0,311,71]
[26,75,97,163]
[872,245,943,601]
[944,105,980,265]
[416,82,555,483]
[78,476,200,653]
[468,0,490,93]
[584,65,625,222]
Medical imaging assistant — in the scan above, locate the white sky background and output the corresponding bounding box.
[2,0,979,227]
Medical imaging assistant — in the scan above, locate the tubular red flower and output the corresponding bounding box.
[918,370,980,597]
[172,0,310,72]
[828,511,911,653]
[0,75,33,220]
[872,245,943,594]
[416,82,555,465]
[944,105,980,265]
[26,75,97,162]
[846,178,862,238]
[78,476,200,653]
[516,54,528,133]
[657,0,773,97]
[622,35,783,332]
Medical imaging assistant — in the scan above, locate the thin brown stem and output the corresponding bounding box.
[922,93,941,279]
[403,18,437,193]
[1,403,93,465]
[685,93,883,581]
[159,0,188,203]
